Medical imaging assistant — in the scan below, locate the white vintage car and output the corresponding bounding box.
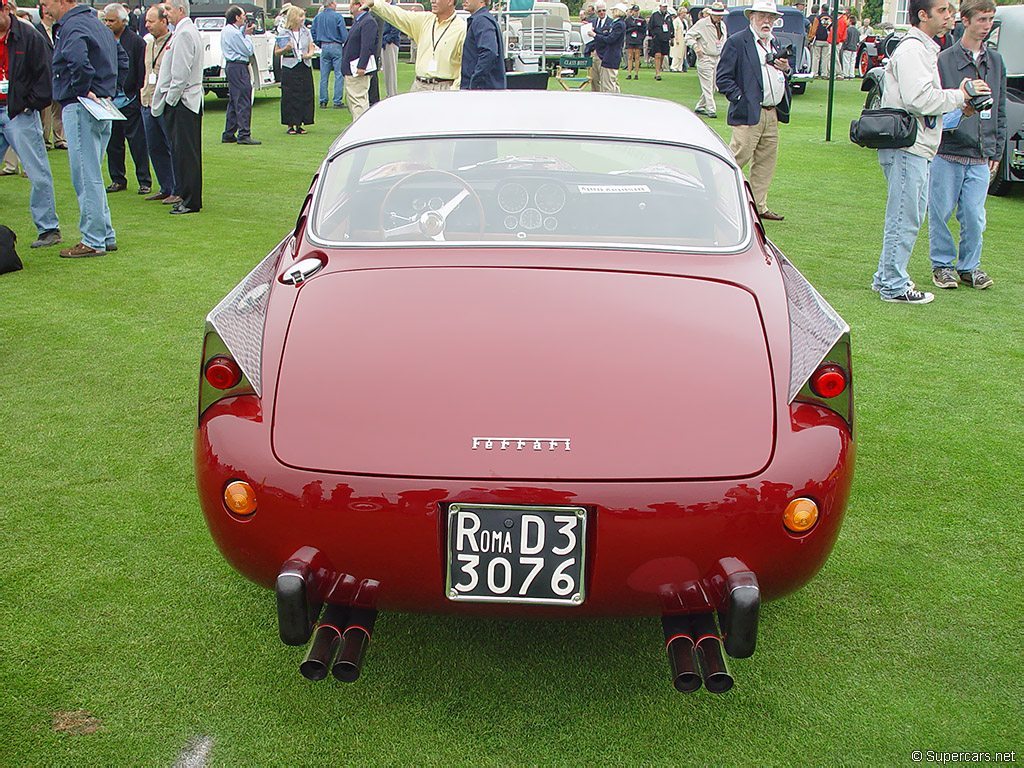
[193,3,280,99]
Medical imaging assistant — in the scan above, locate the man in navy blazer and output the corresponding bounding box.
[716,0,791,221]
[343,0,379,120]
[461,0,505,90]
[593,2,626,93]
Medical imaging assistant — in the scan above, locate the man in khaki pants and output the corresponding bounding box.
[716,0,791,221]
[593,3,626,93]
[586,2,609,91]
[685,1,726,117]
[344,0,379,119]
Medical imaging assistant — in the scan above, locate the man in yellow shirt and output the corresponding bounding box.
[363,0,467,90]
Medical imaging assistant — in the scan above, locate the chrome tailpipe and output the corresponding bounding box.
[691,612,734,694]
[299,604,349,681]
[331,608,378,683]
[661,614,702,693]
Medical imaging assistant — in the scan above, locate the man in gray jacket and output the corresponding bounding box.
[928,0,1004,291]
[152,0,203,214]
[870,0,985,305]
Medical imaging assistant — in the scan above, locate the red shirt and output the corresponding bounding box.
[0,30,9,105]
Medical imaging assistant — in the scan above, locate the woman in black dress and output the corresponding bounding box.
[276,6,316,134]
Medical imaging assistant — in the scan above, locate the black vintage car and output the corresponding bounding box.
[854,27,903,77]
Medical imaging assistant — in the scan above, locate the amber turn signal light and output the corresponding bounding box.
[224,480,258,516]
[810,364,847,399]
[205,356,242,390]
[783,498,818,534]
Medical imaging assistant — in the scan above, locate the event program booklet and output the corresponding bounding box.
[77,96,127,121]
[350,55,377,75]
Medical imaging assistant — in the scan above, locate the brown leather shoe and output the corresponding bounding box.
[759,209,785,221]
[162,195,183,205]
[60,242,106,258]
[106,182,127,193]
[145,191,170,201]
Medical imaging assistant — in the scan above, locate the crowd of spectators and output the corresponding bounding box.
[1,0,1005,298]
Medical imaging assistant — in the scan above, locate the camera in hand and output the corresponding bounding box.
[964,80,993,112]
[765,43,794,67]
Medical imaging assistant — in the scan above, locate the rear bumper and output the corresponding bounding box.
[196,397,854,618]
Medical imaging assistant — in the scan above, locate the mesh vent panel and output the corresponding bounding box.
[207,243,285,395]
[779,255,848,402]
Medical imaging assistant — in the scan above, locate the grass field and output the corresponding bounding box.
[1,64,1022,766]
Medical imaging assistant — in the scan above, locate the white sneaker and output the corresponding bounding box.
[882,288,934,304]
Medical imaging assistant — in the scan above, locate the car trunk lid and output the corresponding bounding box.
[272,266,775,480]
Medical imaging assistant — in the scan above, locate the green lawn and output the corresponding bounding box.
[1,65,1021,766]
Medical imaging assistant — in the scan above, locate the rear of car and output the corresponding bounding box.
[194,94,853,691]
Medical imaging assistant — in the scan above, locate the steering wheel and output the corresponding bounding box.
[380,170,486,242]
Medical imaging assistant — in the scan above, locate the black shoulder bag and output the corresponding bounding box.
[0,225,23,276]
[849,107,918,149]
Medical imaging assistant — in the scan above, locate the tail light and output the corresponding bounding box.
[810,364,847,399]
[198,240,285,421]
[204,356,242,390]
[199,331,256,420]
[776,250,854,430]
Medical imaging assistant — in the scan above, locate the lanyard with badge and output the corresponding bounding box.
[149,37,170,85]
[427,17,451,74]
[966,48,991,120]
[0,32,8,98]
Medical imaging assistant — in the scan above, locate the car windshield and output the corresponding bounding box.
[311,137,747,250]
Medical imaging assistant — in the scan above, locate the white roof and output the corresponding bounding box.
[328,91,736,164]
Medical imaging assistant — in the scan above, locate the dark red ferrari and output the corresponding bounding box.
[196,92,854,693]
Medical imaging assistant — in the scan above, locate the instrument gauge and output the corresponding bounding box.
[535,183,566,215]
[497,183,529,214]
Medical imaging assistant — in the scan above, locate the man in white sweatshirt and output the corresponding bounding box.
[870,0,988,305]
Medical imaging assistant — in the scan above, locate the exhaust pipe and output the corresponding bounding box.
[299,604,349,681]
[276,556,324,646]
[691,612,734,694]
[332,608,378,683]
[661,615,702,693]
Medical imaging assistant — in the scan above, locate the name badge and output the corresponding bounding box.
[662,23,669,32]
[0,79,8,96]
[148,72,158,85]
[427,58,439,73]
[980,109,992,120]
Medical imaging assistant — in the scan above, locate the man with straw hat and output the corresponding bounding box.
[685,0,726,117]
[716,0,791,221]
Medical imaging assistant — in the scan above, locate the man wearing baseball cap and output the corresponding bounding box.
[716,0,791,221]
[0,0,62,248]
[684,0,726,117]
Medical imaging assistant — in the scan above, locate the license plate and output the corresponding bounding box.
[445,504,587,606]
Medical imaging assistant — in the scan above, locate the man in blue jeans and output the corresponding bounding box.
[0,0,62,249]
[312,0,348,108]
[928,0,1003,292]
[51,0,120,258]
[871,0,983,304]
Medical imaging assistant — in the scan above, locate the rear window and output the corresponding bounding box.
[311,137,747,250]
[196,16,226,30]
